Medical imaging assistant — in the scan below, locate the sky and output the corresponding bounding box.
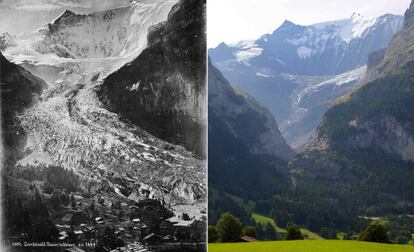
[208,0,411,48]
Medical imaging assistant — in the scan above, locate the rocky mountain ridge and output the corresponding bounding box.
[287,1,414,220]
[209,60,294,160]
[99,0,206,157]
[208,60,294,198]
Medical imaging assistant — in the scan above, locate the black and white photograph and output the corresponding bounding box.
[0,0,206,251]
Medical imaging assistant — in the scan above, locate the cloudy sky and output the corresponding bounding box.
[208,0,411,48]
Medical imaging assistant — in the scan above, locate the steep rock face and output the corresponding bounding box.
[208,61,292,197]
[365,1,414,82]
[0,52,46,161]
[309,62,414,163]
[99,0,206,156]
[209,60,294,160]
[344,116,414,162]
[34,0,178,59]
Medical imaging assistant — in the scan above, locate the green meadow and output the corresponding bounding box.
[252,212,323,240]
[208,240,414,252]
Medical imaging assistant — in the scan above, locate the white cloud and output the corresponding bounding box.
[208,0,411,48]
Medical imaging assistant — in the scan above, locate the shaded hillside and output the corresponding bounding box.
[365,1,414,82]
[100,0,206,156]
[0,52,46,162]
[208,60,293,199]
[290,0,414,219]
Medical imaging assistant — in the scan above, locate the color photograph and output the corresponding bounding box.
[208,0,414,251]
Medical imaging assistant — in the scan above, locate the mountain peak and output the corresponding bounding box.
[281,19,296,27]
[272,20,299,35]
[1,32,12,38]
[217,42,228,48]
[350,12,362,19]
[404,0,414,25]
[59,9,76,18]
[51,9,77,24]
[0,32,16,50]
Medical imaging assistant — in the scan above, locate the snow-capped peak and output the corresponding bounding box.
[312,13,377,42]
[345,13,377,41]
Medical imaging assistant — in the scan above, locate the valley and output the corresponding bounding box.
[208,0,414,248]
[209,13,403,150]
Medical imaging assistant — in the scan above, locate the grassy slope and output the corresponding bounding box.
[252,213,323,239]
[252,213,287,233]
[300,228,324,240]
[209,240,414,252]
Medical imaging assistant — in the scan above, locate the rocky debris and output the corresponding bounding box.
[2,0,205,207]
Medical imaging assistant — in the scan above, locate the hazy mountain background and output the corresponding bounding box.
[209,13,403,150]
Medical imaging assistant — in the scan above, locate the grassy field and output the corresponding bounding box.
[209,240,414,252]
[300,228,324,240]
[252,213,323,239]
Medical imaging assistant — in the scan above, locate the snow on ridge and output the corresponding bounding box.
[4,0,178,64]
[234,47,263,62]
[256,72,274,78]
[312,13,379,43]
[297,65,366,103]
[315,65,366,88]
[219,12,402,61]
[228,39,256,49]
[297,46,312,59]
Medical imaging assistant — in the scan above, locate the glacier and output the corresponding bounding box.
[1,0,206,206]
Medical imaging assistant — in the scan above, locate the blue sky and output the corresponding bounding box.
[208,0,411,48]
